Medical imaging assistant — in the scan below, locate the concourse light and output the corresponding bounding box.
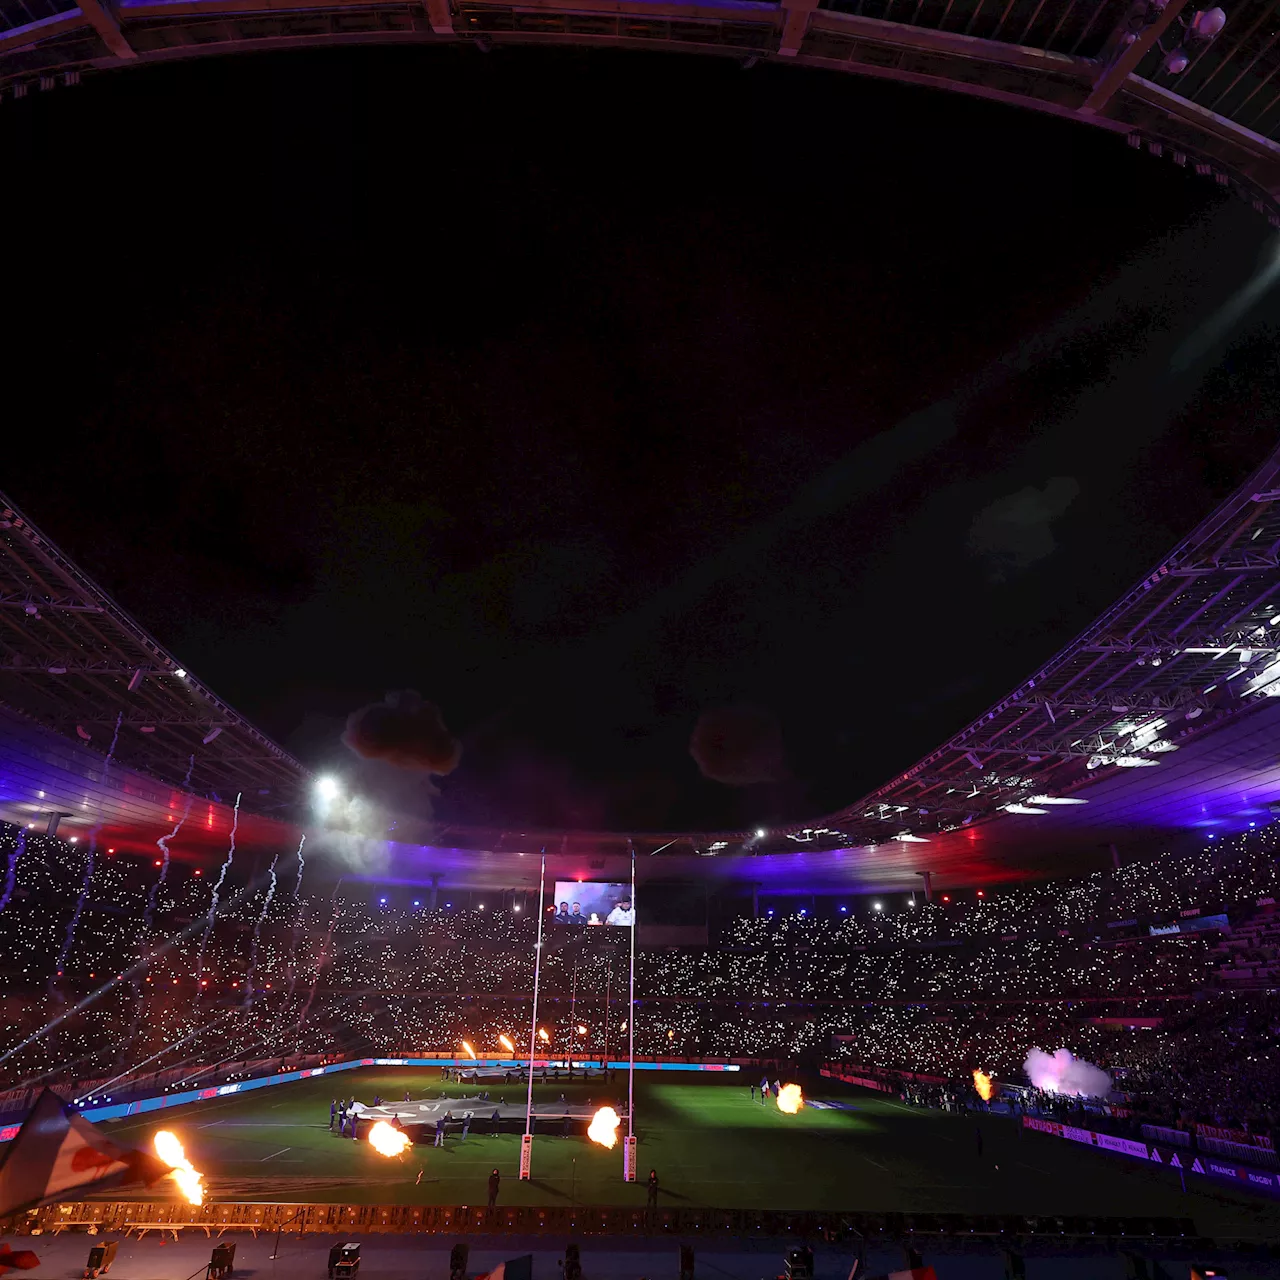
[1190,5,1226,36]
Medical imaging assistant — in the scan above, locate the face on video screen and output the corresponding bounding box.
[551,882,634,926]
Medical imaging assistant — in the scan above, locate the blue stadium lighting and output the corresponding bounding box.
[839,905,848,913]
[413,900,420,907]
[379,897,387,905]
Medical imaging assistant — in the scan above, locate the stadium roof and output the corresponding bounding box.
[4,441,1280,891]
[4,0,1280,220]
[0,494,306,818]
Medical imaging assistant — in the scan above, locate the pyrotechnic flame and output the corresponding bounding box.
[587,1106,621,1149]
[368,1121,412,1158]
[973,1069,996,1102]
[775,1084,804,1114]
[499,1034,515,1054]
[537,1028,550,1043]
[460,1040,477,1060]
[576,1024,588,1035]
[154,1130,204,1205]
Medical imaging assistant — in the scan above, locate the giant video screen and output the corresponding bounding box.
[551,881,634,926]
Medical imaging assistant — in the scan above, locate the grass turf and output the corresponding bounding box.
[100,1069,1280,1236]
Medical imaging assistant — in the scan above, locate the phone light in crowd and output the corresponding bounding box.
[413,900,420,907]
[872,902,883,912]
[839,905,848,912]
[976,889,985,898]
[478,903,485,911]
[513,904,521,912]
[499,1034,515,1054]
[460,1040,477,1059]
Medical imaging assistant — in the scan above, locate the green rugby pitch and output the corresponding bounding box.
[101,1069,1280,1237]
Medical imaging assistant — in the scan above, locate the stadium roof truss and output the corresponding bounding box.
[5,0,1280,217]
[0,493,307,814]
[805,441,1280,850]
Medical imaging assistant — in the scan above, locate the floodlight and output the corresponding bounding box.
[1002,803,1048,815]
[1028,795,1088,805]
[315,777,340,801]
[756,828,766,838]
[174,668,187,678]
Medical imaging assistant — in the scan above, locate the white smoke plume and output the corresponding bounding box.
[1023,1047,1112,1099]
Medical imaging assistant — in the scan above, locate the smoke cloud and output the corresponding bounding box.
[1023,1047,1112,1099]
[689,704,786,786]
[342,690,461,775]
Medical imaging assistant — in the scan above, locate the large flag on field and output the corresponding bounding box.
[478,1256,533,1280]
[0,1089,171,1216]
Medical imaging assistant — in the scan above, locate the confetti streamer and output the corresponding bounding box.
[143,754,197,937]
[0,828,27,916]
[52,713,122,990]
[242,852,279,1009]
[284,833,307,1002]
[195,791,240,982]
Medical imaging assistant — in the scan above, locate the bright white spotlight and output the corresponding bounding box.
[872,901,883,911]
[756,828,766,838]
[174,668,187,679]
[1028,795,1088,805]
[315,777,340,801]
[1001,803,1048,815]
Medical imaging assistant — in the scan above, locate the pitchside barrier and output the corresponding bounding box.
[4,1200,1198,1244]
[0,1058,741,1143]
[1023,1116,1280,1197]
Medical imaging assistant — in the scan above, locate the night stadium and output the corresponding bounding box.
[9,4,1280,1270]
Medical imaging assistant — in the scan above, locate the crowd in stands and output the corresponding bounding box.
[0,818,1277,1138]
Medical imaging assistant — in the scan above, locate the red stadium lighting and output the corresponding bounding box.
[195,869,202,875]
[154,859,162,867]
[941,895,951,903]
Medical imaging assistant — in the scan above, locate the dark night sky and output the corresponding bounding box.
[5,46,1280,832]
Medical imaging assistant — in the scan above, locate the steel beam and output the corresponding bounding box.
[778,0,817,55]
[1082,0,1191,114]
[77,0,136,57]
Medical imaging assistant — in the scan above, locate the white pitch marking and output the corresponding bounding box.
[260,1147,292,1162]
